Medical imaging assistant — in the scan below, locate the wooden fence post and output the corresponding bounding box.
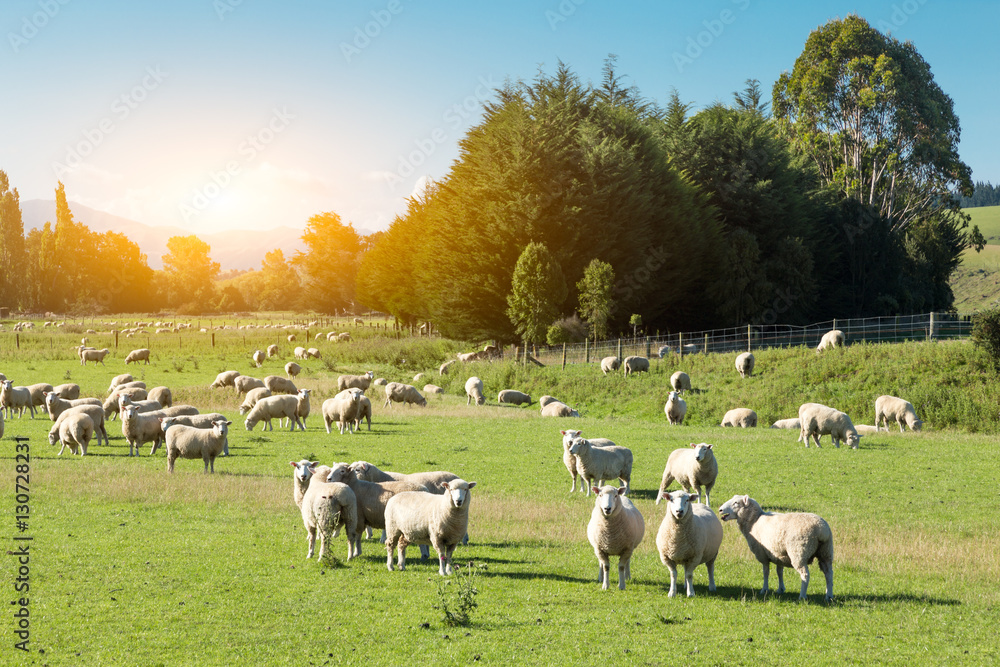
[645,337,650,358]
[585,338,590,364]
[562,343,567,370]
[704,333,708,354]
[617,338,622,361]
[678,332,683,359]
[748,324,752,352]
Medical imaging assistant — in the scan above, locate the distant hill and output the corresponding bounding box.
[20,199,309,271]
[950,206,1000,311]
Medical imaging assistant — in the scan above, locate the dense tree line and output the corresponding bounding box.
[959,181,1000,208]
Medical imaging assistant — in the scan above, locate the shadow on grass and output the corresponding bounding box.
[677,584,961,607]
[477,569,593,584]
[628,488,661,502]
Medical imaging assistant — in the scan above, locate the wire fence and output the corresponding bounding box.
[528,312,974,366]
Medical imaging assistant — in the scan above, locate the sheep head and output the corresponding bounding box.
[691,443,714,461]
[718,494,753,522]
[446,479,476,509]
[290,459,318,482]
[663,490,699,521]
[594,485,626,517]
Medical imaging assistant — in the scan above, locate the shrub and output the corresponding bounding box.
[546,315,588,345]
[971,308,1000,372]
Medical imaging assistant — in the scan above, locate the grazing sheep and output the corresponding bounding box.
[147,386,173,408]
[355,395,372,431]
[721,408,757,428]
[664,390,687,425]
[111,381,146,395]
[264,375,298,395]
[623,355,649,376]
[284,362,301,379]
[373,378,387,386]
[252,350,265,367]
[541,401,579,417]
[121,404,166,457]
[244,395,303,431]
[855,424,881,435]
[26,383,54,411]
[267,344,279,358]
[290,460,359,561]
[600,356,620,375]
[80,348,110,365]
[718,494,834,602]
[306,347,321,359]
[124,348,151,365]
[234,375,266,396]
[353,317,364,325]
[55,412,95,456]
[497,389,532,406]
[52,383,81,400]
[413,373,425,384]
[1,381,36,419]
[423,384,444,395]
[338,332,351,342]
[210,370,240,389]
[587,486,645,591]
[287,334,297,343]
[560,430,616,493]
[770,418,801,430]
[670,371,692,393]
[338,371,374,392]
[383,382,426,408]
[538,395,559,408]
[816,329,845,352]
[735,351,755,378]
[874,395,923,433]
[48,404,109,448]
[103,386,150,420]
[384,479,477,575]
[322,389,363,434]
[160,417,232,473]
[439,360,455,375]
[798,402,862,449]
[656,490,724,597]
[239,387,273,415]
[294,346,308,359]
[657,345,671,358]
[44,392,101,421]
[107,374,134,393]
[465,377,485,406]
[656,443,718,508]
[568,437,632,496]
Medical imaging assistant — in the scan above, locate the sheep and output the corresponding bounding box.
[670,371,692,393]
[353,317,364,325]
[373,378,387,386]
[124,348,151,365]
[252,350,265,367]
[456,351,480,362]
[147,386,173,408]
[103,387,150,419]
[560,429,616,493]
[587,485,645,591]
[55,412,95,456]
[244,394,303,431]
[664,390,687,425]
[52,383,81,400]
[735,351,754,378]
[26,383,54,411]
[43,392,101,421]
[121,404,166,457]
[656,443,718,508]
[160,417,232,473]
[538,395,559,408]
[1,381,36,419]
[284,362,301,379]
[349,461,460,494]
[798,402,862,449]
[338,332,351,342]
[423,384,444,395]
[306,347,321,359]
[657,345,671,358]
[324,463,433,557]
[80,348,110,365]
[267,344,279,358]
[107,374,133,393]
[465,377,485,406]
[48,404,109,448]
[541,401,579,417]
[656,489,724,597]
[855,424,881,435]
[290,460,359,561]
[816,329,845,352]
[238,388,269,418]
[770,418,801,430]
[413,372,425,383]
[383,382,426,408]
[623,355,649,376]
[294,346,308,359]
[874,395,923,433]
[264,375,298,395]
[439,360,455,375]
[234,375,266,396]
[568,437,632,496]
[287,334,297,343]
[338,371,374,392]
[721,408,757,428]
[322,389,363,434]
[384,479,477,575]
[718,494,834,602]
[497,389,532,406]
[293,388,311,429]
[210,370,240,389]
[154,413,229,456]
[600,356,620,374]
[111,380,146,394]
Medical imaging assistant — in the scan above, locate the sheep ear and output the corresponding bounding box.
[689,443,697,448]
[467,482,476,489]
[706,444,714,449]
[225,421,232,425]
[591,487,600,495]
[289,461,298,468]
[617,486,627,496]
[741,495,749,504]
[689,493,700,502]
[559,430,567,436]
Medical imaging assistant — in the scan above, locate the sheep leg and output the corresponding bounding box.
[617,550,632,590]
[795,565,809,600]
[365,526,373,539]
[819,558,834,602]
[384,537,396,571]
[666,562,679,598]
[897,419,905,434]
[775,564,786,595]
[706,558,717,592]
[760,562,770,597]
[596,552,610,589]
[57,441,68,456]
[684,563,696,597]
[306,527,316,558]
[324,419,332,435]
[419,544,430,560]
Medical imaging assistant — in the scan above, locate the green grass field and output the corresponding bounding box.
[951,206,1000,310]
[2,326,1000,665]
[967,205,1000,243]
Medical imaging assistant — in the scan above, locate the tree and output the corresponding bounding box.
[629,314,642,337]
[258,249,300,311]
[161,235,220,308]
[576,259,614,341]
[0,171,26,309]
[293,211,363,314]
[507,242,567,345]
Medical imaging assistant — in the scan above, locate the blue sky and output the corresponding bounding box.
[1,0,997,234]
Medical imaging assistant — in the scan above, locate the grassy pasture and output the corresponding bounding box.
[2,327,1000,665]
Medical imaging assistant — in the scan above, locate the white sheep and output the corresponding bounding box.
[52,383,80,400]
[600,356,620,374]
[383,382,426,408]
[285,362,301,379]
[322,389,362,434]
[423,384,444,395]
[264,375,298,395]
[538,395,558,408]
[413,373,425,383]
[465,376,485,406]
[664,390,687,425]
[384,479,476,575]
[44,392,101,422]
[306,347,321,359]
[292,388,311,429]
[290,460,359,561]
[80,348,110,365]
[439,360,456,375]
[718,494,834,602]
[355,395,372,432]
[854,424,881,435]
[657,345,671,358]
[110,380,145,394]
[656,489,723,597]
[288,334,297,343]
[252,350,265,367]
[540,401,579,417]
[587,485,645,591]
[48,404,110,447]
[55,412,95,456]
[798,402,862,449]
[560,429,616,493]
[816,329,845,352]
[338,371,374,392]
[210,370,241,389]
[1,381,36,419]
[26,383,54,411]
[338,332,351,342]
[670,371,692,393]
[124,348,151,365]
[568,437,632,496]
[244,394,303,431]
[234,375,265,396]
[349,461,460,494]
[735,351,754,378]
[147,386,173,408]
[107,374,134,393]
[103,387,151,419]
[497,390,532,406]
[267,344,279,358]
[160,417,232,473]
[770,418,801,430]
[156,413,229,456]
[721,408,757,428]
[294,346,308,359]
[239,387,272,415]
[656,443,718,508]
[623,355,649,376]
[874,395,923,432]
[121,404,166,457]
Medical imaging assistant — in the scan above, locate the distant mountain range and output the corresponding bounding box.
[20,199,309,271]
